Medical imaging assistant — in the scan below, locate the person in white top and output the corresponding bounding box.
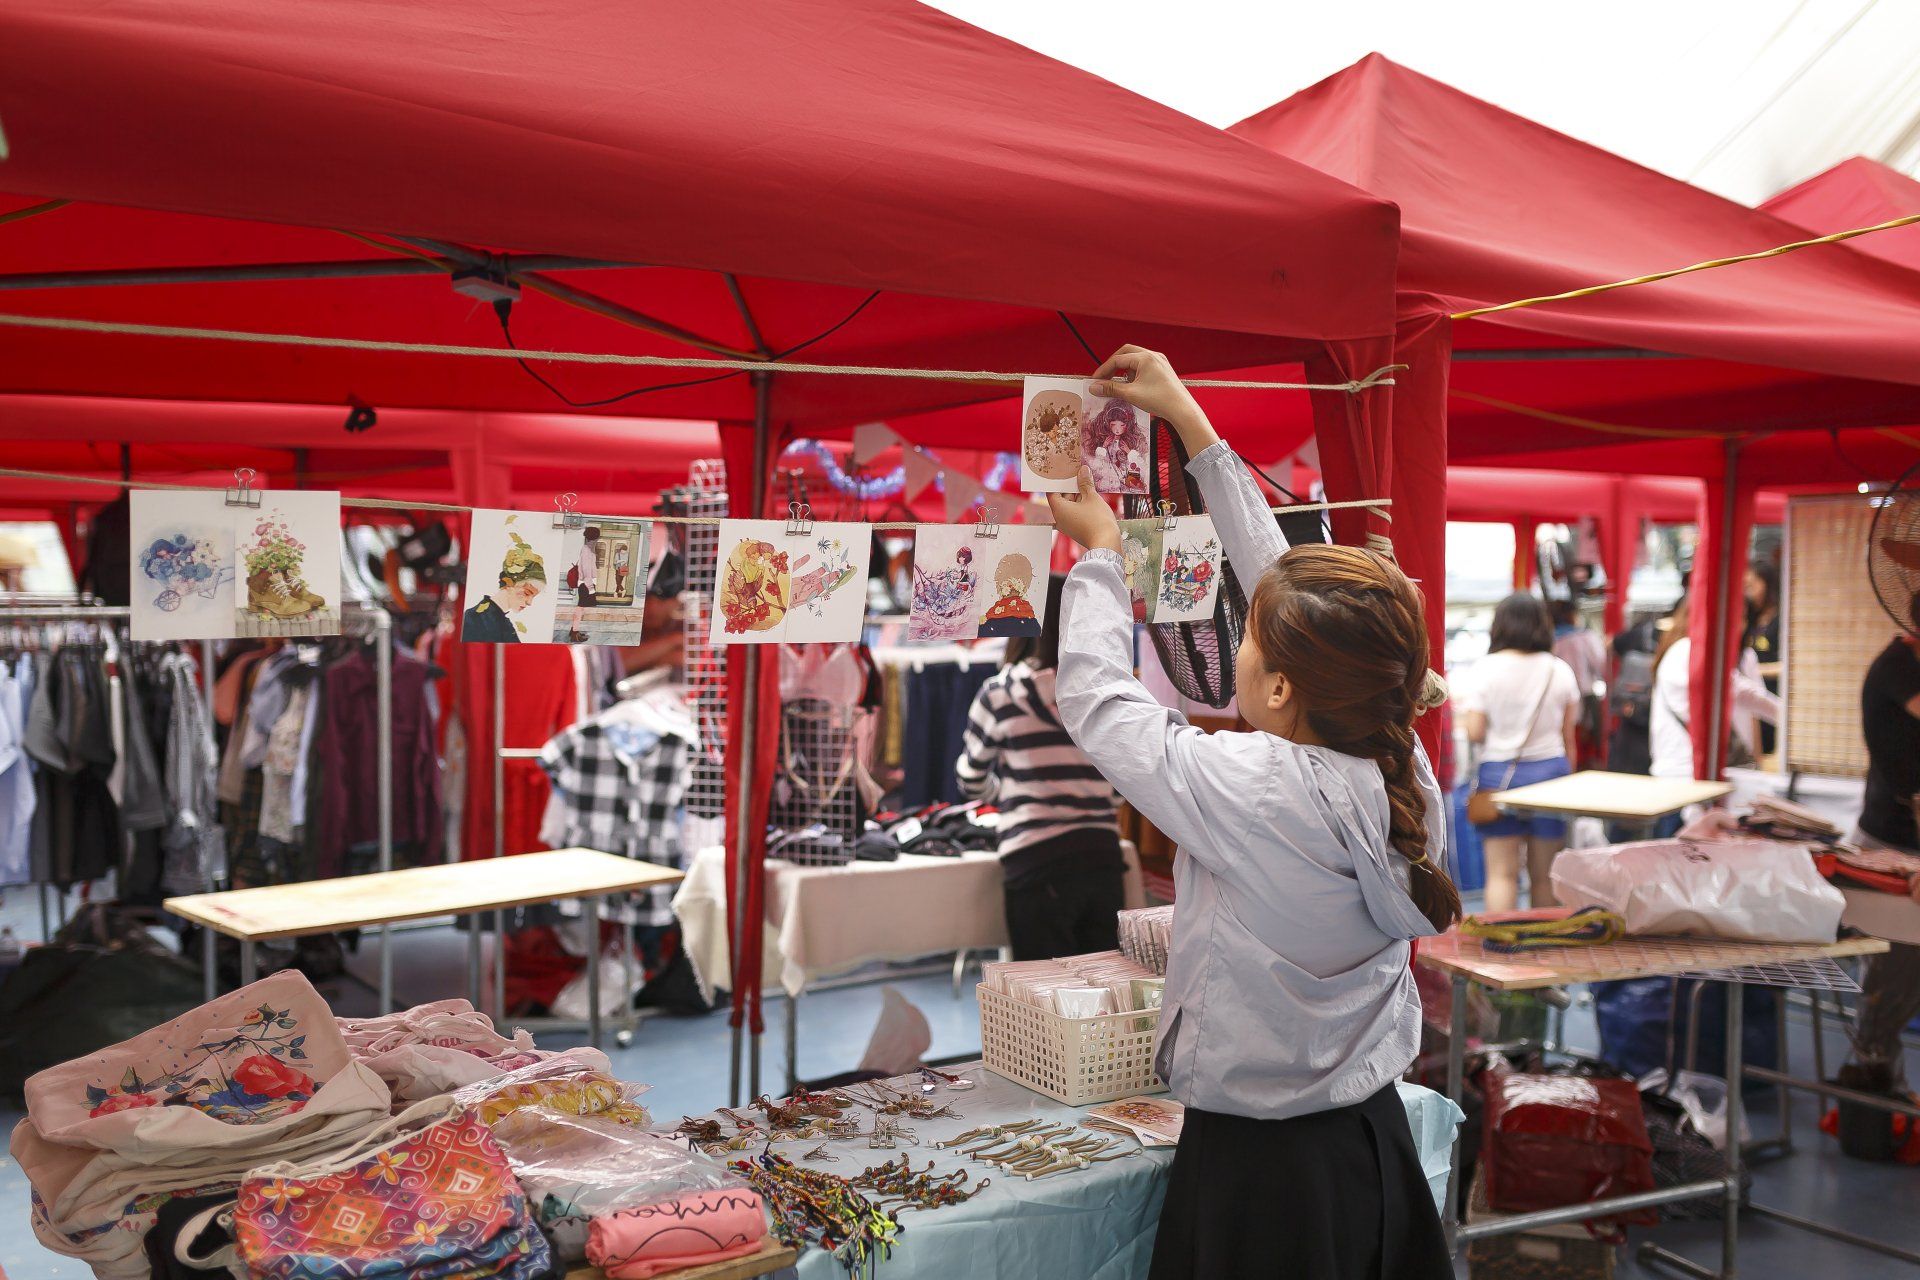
[575,525,601,607]
[1459,592,1582,911]
[1649,599,1779,791]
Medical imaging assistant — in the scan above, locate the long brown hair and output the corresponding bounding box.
[1250,544,1462,931]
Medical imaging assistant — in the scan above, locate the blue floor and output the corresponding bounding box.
[0,888,1915,1279]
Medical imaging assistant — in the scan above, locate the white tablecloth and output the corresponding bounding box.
[675,844,1145,998]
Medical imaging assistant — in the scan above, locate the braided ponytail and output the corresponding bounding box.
[1250,545,1463,932]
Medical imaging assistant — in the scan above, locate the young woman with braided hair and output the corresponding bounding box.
[1047,346,1456,1280]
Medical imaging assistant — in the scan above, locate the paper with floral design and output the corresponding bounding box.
[1019,376,1148,494]
[1153,516,1223,623]
[130,490,238,641]
[907,524,980,643]
[709,520,871,646]
[236,491,342,638]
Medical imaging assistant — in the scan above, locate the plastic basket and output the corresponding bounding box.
[976,983,1166,1106]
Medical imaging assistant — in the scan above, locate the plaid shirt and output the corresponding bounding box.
[539,721,690,925]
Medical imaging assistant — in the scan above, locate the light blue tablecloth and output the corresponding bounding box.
[756,1066,1461,1280]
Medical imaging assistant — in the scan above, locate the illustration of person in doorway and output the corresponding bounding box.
[612,539,631,599]
[464,532,548,642]
[979,551,1042,638]
[575,525,602,607]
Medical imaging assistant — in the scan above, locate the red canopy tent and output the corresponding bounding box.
[1764,157,1920,275]
[1229,54,1920,777]
[0,0,1403,1094]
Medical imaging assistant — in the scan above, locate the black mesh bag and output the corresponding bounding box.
[1123,421,1327,709]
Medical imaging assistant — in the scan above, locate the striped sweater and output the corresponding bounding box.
[954,660,1120,855]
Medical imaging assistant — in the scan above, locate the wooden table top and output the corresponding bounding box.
[1418,919,1887,992]
[164,848,683,942]
[1492,770,1733,821]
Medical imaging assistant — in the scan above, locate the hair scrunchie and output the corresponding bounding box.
[1415,668,1449,714]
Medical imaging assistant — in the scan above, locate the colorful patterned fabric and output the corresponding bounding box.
[234,1100,551,1280]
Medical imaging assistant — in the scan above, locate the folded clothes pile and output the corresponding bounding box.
[337,998,570,1101]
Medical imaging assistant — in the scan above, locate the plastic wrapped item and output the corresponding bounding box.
[451,1051,648,1128]
[1482,1065,1656,1231]
[1550,838,1845,943]
[490,1106,755,1264]
[337,999,553,1101]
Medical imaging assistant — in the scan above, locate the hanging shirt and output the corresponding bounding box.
[1055,440,1446,1122]
[539,713,691,926]
[0,658,36,886]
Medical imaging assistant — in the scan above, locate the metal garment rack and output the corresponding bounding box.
[0,603,226,941]
[196,602,396,1010]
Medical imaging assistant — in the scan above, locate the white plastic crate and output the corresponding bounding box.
[977,983,1167,1106]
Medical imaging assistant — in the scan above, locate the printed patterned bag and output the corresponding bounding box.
[220,1097,552,1280]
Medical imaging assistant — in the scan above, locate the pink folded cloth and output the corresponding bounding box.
[585,1188,768,1280]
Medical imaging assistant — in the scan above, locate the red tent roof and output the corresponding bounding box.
[1229,56,1920,466]
[1762,157,1920,276]
[0,0,1396,429]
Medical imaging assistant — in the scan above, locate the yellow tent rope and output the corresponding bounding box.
[0,310,1400,393]
[0,464,1390,528]
[1451,211,1920,322]
[1450,389,1715,440]
[0,199,69,228]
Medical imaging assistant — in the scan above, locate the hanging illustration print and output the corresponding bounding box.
[129,491,237,641]
[709,520,872,645]
[907,525,980,643]
[553,516,655,643]
[1153,516,1224,623]
[235,491,342,638]
[1019,376,1149,495]
[1117,519,1161,623]
[976,526,1054,638]
[462,510,563,644]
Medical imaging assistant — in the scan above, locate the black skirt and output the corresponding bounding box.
[1148,1085,1452,1280]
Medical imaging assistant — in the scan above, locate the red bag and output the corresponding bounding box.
[1483,1064,1657,1231]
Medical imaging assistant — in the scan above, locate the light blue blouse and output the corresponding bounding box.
[1056,441,1447,1121]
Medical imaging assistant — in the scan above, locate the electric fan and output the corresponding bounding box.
[1868,458,1920,637]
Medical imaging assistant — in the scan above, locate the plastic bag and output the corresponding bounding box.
[1550,838,1844,943]
[1638,1069,1749,1151]
[450,1050,649,1128]
[490,1106,751,1263]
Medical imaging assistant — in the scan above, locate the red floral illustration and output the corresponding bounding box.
[88,1091,159,1117]
[232,1053,315,1099]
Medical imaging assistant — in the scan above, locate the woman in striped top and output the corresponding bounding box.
[955,572,1126,960]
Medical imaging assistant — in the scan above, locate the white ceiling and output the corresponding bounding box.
[927,0,1920,205]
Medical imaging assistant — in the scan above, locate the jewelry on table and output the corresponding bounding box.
[731,1151,901,1276]
[868,1117,920,1149]
[938,1118,1041,1149]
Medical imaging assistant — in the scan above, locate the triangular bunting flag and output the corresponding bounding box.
[903,447,941,500]
[1294,437,1321,473]
[852,422,900,466]
[943,472,985,524]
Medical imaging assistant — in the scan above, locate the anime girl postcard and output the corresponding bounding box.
[462,510,563,644]
[907,524,980,643]
[1019,376,1148,495]
[130,490,238,641]
[975,526,1052,638]
[234,491,342,638]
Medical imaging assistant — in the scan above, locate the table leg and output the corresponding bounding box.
[493,908,507,1021]
[202,926,217,1004]
[1444,972,1468,1253]
[1773,990,1792,1154]
[240,940,257,987]
[786,993,799,1094]
[378,924,393,1016]
[1809,989,1828,1086]
[585,895,602,1050]
[467,919,481,1010]
[1637,981,1744,1280]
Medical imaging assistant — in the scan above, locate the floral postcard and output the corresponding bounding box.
[1019,376,1149,495]
[130,490,238,641]
[975,525,1053,639]
[710,520,791,646]
[552,516,654,644]
[907,523,981,643]
[711,520,872,645]
[235,492,342,638]
[1153,516,1223,624]
[462,510,564,644]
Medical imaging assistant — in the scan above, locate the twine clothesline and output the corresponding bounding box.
[0,311,1403,394]
[0,465,1393,528]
